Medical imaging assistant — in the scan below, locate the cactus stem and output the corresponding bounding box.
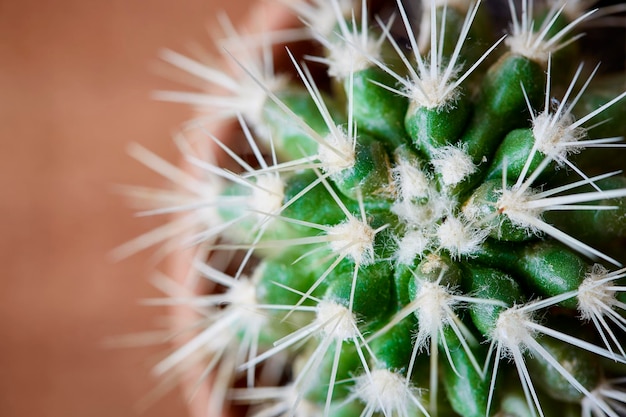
[126,1,626,414]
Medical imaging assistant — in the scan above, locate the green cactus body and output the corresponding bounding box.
[460,52,545,164]
[131,0,626,416]
[405,91,472,159]
[349,66,410,149]
[442,328,492,417]
[486,128,549,183]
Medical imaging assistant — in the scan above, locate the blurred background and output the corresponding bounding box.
[0,0,251,416]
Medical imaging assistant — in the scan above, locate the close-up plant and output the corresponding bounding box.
[123,0,626,416]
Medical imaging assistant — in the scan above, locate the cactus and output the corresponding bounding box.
[124,0,626,416]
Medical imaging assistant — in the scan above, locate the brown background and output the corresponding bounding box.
[0,0,254,416]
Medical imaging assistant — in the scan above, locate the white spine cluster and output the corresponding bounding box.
[505,0,596,63]
[430,144,477,186]
[327,217,377,266]
[436,215,489,257]
[368,0,504,109]
[353,369,429,417]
